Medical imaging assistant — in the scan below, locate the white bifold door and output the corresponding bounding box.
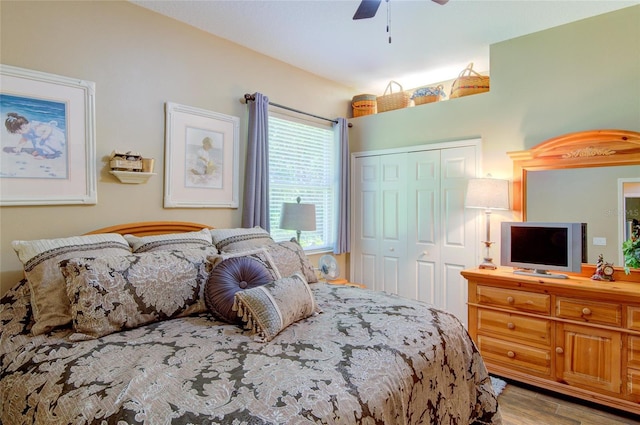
[351,142,479,327]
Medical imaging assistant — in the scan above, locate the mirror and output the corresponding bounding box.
[526,166,640,264]
[508,129,640,270]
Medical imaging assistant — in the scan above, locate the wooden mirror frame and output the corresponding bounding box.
[507,129,640,281]
[508,129,640,221]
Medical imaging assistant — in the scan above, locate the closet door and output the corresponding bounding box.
[406,150,440,303]
[352,153,407,293]
[351,155,380,290]
[379,153,408,294]
[351,142,478,326]
[405,146,476,326]
[439,146,477,326]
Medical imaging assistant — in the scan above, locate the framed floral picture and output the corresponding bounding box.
[164,102,239,208]
[0,65,96,205]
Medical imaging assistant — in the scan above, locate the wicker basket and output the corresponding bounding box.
[352,94,377,117]
[377,81,412,113]
[450,63,490,99]
[412,84,445,105]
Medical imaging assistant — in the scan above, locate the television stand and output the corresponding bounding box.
[513,269,568,279]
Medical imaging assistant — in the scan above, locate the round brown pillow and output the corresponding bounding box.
[205,256,272,324]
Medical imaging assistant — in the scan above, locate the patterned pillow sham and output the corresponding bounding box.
[204,256,273,324]
[264,240,318,283]
[11,233,132,335]
[233,272,319,342]
[59,247,215,339]
[124,228,213,253]
[210,227,274,252]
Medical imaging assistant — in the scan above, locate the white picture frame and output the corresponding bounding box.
[164,102,239,208]
[0,64,97,205]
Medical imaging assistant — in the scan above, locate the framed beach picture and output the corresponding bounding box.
[164,102,239,208]
[0,65,96,205]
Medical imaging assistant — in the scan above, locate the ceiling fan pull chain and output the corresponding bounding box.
[387,0,391,44]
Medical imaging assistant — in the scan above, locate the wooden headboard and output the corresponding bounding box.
[85,221,214,236]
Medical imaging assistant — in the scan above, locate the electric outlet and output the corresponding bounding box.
[593,237,607,246]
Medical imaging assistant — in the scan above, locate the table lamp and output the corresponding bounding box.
[465,177,510,269]
[280,196,316,243]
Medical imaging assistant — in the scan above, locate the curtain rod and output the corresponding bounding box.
[242,93,352,128]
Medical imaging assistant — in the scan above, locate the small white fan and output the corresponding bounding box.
[318,255,340,280]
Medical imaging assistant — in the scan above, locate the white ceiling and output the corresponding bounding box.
[130,0,638,94]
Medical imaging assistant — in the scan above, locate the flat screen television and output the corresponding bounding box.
[500,222,583,279]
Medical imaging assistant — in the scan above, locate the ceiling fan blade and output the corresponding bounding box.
[432,0,449,4]
[353,0,382,20]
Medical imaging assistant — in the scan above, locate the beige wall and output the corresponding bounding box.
[348,6,640,266]
[0,1,355,295]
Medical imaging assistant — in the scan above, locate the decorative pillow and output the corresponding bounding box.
[11,233,132,335]
[124,228,213,253]
[204,256,273,324]
[60,248,214,339]
[264,240,318,283]
[210,227,274,252]
[233,272,319,342]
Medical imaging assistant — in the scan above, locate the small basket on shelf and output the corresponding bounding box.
[109,150,142,172]
[450,63,490,99]
[352,94,377,117]
[377,81,412,113]
[412,84,445,105]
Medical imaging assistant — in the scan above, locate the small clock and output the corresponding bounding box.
[602,263,615,281]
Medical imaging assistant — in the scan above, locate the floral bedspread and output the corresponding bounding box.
[1,279,501,424]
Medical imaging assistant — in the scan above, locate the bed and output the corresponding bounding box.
[0,221,501,425]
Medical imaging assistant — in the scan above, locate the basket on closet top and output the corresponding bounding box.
[377,81,412,113]
[412,84,446,105]
[352,94,377,117]
[450,63,490,99]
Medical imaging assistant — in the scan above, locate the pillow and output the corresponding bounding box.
[11,233,132,335]
[233,272,319,342]
[210,227,274,252]
[264,240,318,283]
[124,228,213,253]
[60,247,214,339]
[204,256,273,324]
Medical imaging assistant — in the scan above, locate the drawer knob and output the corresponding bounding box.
[556,347,564,354]
[507,322,515,330]
[507,351,516,358]
[506,296,515,304]
[582,307,592,316]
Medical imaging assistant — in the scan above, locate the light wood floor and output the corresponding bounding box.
[497,380,640,425]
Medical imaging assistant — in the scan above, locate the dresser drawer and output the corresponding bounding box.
[476,286,550,314]
[477,335,551,376]
[628,306,640,331]
[555,297,621,327]
[477,309,551,346]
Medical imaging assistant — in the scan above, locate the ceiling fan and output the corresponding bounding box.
[353,0,448,20]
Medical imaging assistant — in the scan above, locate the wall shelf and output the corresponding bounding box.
[110,170,155,184]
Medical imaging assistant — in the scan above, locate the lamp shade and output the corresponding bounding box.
[465,178,510,210]
[280,202,316,231]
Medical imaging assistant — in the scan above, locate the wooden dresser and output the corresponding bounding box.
[462,266,640,415]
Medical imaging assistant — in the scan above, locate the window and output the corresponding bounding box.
[268,114,337,251]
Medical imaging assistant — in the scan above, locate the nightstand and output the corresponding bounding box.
[325,278,366,289]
